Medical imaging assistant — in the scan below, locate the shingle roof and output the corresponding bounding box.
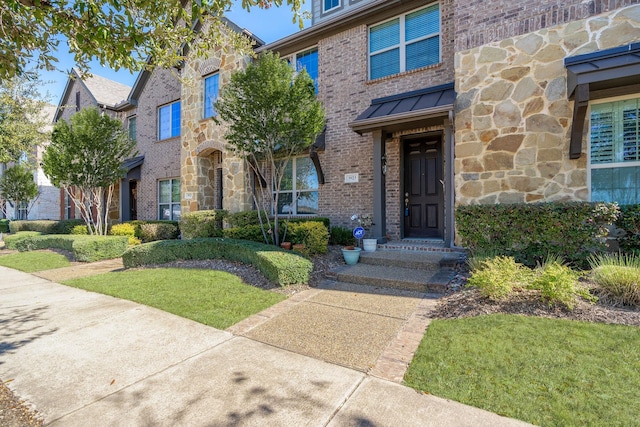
[76,69,132,107]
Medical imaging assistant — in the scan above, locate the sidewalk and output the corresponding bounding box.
[0,266,531,426]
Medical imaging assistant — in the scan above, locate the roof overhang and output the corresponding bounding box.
[349,83,455,135]
[565,43,640,159]
[122,155,144,179]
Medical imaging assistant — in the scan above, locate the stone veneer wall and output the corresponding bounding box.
[454,4,640,205]
[181,35,253,215]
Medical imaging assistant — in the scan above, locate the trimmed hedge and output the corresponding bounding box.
[456,202,619,268]
[8,219,86,234]
[127,220,180,242]
[223,220,329,254]
[226,210,331,230]
[122,238,312,286]
[180,210,227,239]
[330,226,356,246]
[0,219,9,233]
[4,232,128,262]
[616,205,640,254]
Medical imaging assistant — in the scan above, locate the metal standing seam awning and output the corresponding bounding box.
[565,43,640,159]
[121,155,144,180]
[349,82,456,134]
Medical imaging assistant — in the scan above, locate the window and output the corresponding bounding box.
[204,73,220,118]
[75,91,80,112]
[295,48,319,94]
[17,201,27,220]
[368,3,440,80]
[590,97,640,205]
[158,179,181,220]
[274,157,319,215]
[158,101,181,140]
[323,0,340,12]
[65,192,73,219]
[128,116,137,141]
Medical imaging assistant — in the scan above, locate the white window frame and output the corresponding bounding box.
[322,0,340,13]
[368,2,441,80]
[157,100,181,141]
[587,93,640,203]
[203,72,220,119]
[158,178,181,220]
[273,157,319,216]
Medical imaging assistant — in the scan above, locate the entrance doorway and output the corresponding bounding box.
[403,135,444,238]
[129,181,138,220]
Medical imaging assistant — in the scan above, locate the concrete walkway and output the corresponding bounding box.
[0,266,532,426]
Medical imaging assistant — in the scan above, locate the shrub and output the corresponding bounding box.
[223,225,265,243]
[139,223,179,242]
[127,220,180,241]
[615,205,640,254]
[180,210,227,239]
[466,256,532,300]
[0,219,9,233]
[287,221,328,254]
[71,225,89,235]
[330,226,356,246]
[4,233,127,262]
[122,238,312,286]
[54,219,85,234]
[4,231,42,249]
[456,202,619,268]
[530,260,593,310]
[226,210,261,228]
[110,223,141,245]
[9,220,58,234]
[589,253,640,307]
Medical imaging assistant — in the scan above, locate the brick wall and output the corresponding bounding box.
[133,68,182,220]
[455,0,640,51]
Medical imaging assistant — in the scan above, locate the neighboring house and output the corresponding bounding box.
[54,0,640,247]
[54,68,133,221]
[1,103,59,220]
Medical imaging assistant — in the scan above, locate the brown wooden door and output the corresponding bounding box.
[404,137,444,238]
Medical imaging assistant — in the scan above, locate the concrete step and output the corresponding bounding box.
[331,263,453,294]
[358,250,459,270]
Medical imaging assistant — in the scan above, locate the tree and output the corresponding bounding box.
[0,72,50,164]
[0,163,39,220]
[0,0,306,80]
[215,51,325,246]
[42,107,137,235]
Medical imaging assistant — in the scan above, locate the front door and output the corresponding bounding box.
[403,136,444,238]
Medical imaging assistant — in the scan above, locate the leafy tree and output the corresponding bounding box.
[1,0,306,80]
[215,51,325,245]
[42,107,137,235]
[0,72,50,164]
[0,163,39,220]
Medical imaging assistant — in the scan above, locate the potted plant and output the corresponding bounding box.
[341,245,361,265]
[351,214,376,252]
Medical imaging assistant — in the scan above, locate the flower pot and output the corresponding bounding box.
[363,238,377,252]
[280,242,291,250]
[341,247,361,265]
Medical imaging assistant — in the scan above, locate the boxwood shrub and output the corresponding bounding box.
[127,220,180,242]
[4,232,128,262]
[0,219,9,233]
[180,210,227,239]
[122,238,312,286]
[9,220,58,234]
[456,202,619,268]
[223,219,330,254]
[616,204,640,254]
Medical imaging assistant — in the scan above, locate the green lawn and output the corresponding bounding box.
[62,268,286,329]
[404,314,640,427]
[0,250,71,272]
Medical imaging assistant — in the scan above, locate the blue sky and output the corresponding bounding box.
[40,3,311,105]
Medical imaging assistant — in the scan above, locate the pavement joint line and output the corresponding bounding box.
[304,299,417,321]
[321,375,366,427]
[47,333,238,426]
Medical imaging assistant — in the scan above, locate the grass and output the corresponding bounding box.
[404,314,640,427]
[0,250,71,272]
[62,268,286,329]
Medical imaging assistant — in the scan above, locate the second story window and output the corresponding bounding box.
[128,116,137,141]
[204,73,220,118]
[158,101,181,140]
[369,3,440,80]
[323,0,340,13]
[295,48,319,94]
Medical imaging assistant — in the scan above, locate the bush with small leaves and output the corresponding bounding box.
[466,256,532,300]
[530,260,593,310]
[330,226,356,246]
[71,225,89,235]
